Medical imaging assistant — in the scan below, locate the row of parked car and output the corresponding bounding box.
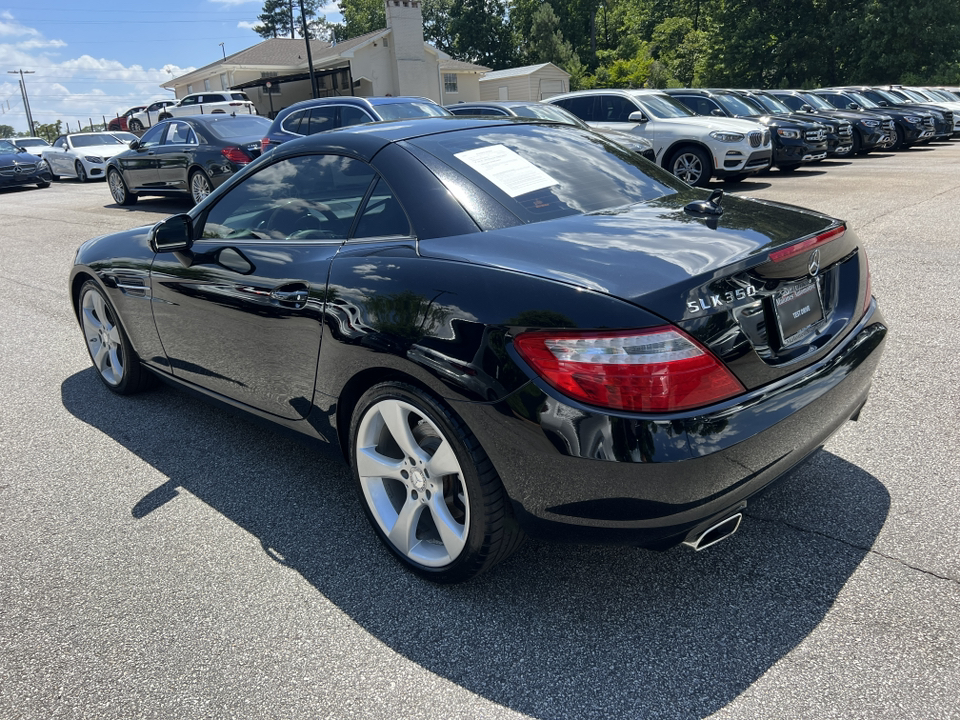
[106,91,258,132]
[4,84,957,201]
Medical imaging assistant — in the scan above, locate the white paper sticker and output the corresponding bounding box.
[453,144,559,198]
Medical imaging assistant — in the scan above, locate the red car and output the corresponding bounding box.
[107,106,146,132]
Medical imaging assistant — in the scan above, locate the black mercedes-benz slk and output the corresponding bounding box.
[70,117,886,583]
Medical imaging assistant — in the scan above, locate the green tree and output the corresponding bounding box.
[525,2,579,68]
[650,16,707,87]
[423,0,456,54]
[334,0,385,41]
[0,124,14,138]
[254,0,296,39]
[34,120,62,144]
[449,0,515,69]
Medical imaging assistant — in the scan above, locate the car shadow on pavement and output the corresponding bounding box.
[61,369,890,720]
[105,197,193,215]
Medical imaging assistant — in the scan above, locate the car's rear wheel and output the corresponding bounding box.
[75,161,88,183]
[189,169,213,205]
[669,146,711,187]
[350,382,523,583]
[78,280,155,394]
[108,168,137,206]
[129,119,143,132]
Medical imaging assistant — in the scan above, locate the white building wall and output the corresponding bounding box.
[385,0,432,98]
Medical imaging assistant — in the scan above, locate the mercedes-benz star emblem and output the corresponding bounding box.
[808,248,821,277]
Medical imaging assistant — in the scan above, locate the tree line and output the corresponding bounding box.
[255,0,960,90]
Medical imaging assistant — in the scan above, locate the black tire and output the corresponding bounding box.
[778,163,799,173]
[77,280,156,395]
[349,382,524,583]
[37,180,50,188]
[108,168,137,206]
[189,169,213,205]
[851,130,864,155]
[129,119,143,132]
[75,160,88,183]
[891,125,907,151]
[668,146,711,187]
[723,174,749,183]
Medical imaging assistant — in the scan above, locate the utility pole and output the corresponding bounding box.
[289,0,295,39]
[7,69,36,135]
[219,42,226,59]
[299,0,317,98]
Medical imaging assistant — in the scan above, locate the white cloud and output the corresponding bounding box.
[17,39,68,49]
[237,21,258,30]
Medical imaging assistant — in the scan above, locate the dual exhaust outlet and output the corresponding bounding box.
[682,512,743,552]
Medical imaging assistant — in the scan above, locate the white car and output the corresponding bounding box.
[41,132,132,182]
[7,136,51,156]
[548,88,772,186]
[128,100,177,132]
[160,91,257,120]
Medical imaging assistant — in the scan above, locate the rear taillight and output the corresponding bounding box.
[513,327,745,413]
[260,137,270,153]
[221,146,252,165]
[770,225,845,263]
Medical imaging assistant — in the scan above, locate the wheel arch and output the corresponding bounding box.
[661,139,715,171]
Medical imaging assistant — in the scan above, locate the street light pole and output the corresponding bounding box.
[219,42,226,59]
[7,69,36,135]
[298,0,317,99]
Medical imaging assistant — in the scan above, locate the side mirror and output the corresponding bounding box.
[801,104,814,112]
[878,101,888,106]
[710,109,725,117]
[128,140,140,150]
[627,110,648,124]
[150,213,194,253]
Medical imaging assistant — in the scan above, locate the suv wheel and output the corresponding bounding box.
[669,146,711,187]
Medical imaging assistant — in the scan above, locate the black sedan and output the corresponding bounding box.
[70,117,886,583]
[106,114,270,206]
[0,139,52,190]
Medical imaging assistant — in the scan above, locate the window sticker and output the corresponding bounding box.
[453,144,559,197]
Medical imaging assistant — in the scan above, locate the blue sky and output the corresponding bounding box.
[0,0,340,135]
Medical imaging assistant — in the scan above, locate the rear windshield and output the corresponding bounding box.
[374,102,449,121]
[230,93,251,102]
[509,103,587,128]
[17,138,48,147]
[206,116,271,139]
[408,124,683,224]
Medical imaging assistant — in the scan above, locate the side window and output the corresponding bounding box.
[164,121,196,145]
[307,106,337,134]
[180,96,198,106]
[53,136,66,148]
[281,110,307,134]
[779,95,803,111]
[340,105,374,127]
[352,177,411,239]
[600,95,636,122]
[139,124,167,149]
[556,96,597,122]
[205,94,225,103]
[200,155,377,242]
[673,95,698,113]
[820,93,842,108]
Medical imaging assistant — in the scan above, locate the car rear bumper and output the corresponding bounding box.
[455,303,887,548]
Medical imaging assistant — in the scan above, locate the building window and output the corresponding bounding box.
[444,73,458,93]
[220,73,229,90]
[187,84,194,94]
[203,78,211,91]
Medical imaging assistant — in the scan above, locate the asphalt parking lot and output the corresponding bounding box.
[1,144,958,720]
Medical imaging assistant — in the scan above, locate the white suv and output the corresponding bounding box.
[160,92,257,120]
[548,89,772,185]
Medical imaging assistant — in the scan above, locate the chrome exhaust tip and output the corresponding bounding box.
[682,513,743,552]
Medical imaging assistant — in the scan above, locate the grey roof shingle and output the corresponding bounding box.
[170,38,333,84]
[439,59,491,73]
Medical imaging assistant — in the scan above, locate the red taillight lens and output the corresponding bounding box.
[862,247,872,316]
[770,225,845,263]
[260,137,270,153]
[221,146,252,165]
[513,327,745,413]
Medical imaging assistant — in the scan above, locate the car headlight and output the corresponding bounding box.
[710,131,745,143]
[905,116,921,124]
[777,128,801,139]
[84,156,104,164]
[860,119,879,127]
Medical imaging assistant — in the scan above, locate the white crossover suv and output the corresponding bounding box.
[159,92,257,121]
[548,88,772,185]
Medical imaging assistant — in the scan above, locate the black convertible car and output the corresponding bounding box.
[71,117,886,582]
[0,139,52,191]
[107,114,270,206]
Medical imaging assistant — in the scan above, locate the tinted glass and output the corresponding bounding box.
[509,104,588,129]
[553,96,597,121]
[599,95,638,122]
[631,93,694,118]
[408,124,683,224]
[230,93,250,101]
[846,92,880,109]
[373,102,449,120]
[0,140,17,153]
[164,122,197,145]
[307,106,337,134]
[798,92,833,110]
[205,116,270,139]
[714,93,757,116]
[340,106,373,126]
[138,124,167,149]
[750,93,790,114]
[180,96,198,105]
[353,177,411,238]
[71,134,126,147]
[201,155,377,241]
[777,94,804,111]
[203,94,226,103]
[17,138,48,147]
[282,109,307,134]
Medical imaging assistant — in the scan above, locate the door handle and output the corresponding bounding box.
[270,283,309,304]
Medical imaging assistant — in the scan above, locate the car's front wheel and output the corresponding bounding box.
[669,146,711,187]
[75,160,88,183]
[78,280,155,394]
[189,169,213,205]
[350,382,524,583]
[108,168,137,206]
[129,119,143,132]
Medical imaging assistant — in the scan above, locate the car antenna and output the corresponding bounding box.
[685,188,724,216]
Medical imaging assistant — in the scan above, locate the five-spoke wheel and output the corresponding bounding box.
[350,383,523,583]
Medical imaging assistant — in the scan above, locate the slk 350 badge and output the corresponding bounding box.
[687,286,757,314]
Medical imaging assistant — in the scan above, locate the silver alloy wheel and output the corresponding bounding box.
[672,151,704,184]
[75,161,87,183]
[129,119,143,132]
[355,398,469,567]
[80,287,124,386]
[108,170,126,204]
[191,172,212,204]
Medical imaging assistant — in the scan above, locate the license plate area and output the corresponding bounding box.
[773,277,824,346]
